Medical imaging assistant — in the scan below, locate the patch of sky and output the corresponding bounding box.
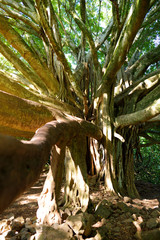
[153,35,160,47]
[99,0,112,29]
[65,53,77,70]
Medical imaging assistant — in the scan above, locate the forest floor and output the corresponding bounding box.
[0,172,160,240]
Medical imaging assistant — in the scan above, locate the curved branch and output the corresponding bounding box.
[0,4,40,33]
[35,0,83,99]
[115,98,160,128]
[136,84,160,111]
[126,44,160,79]
[115,68,160,105]
[0,90,54,133]
[99,0,150,93]
[71,11,99,70]
[0,39,48,94]
[0,15,59,94]
[0,111,102,213]
[0,0,38,23]
[95,18,113,50]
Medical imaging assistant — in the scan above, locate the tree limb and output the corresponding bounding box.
[0,90,54,133]
[126,44,160,79]
[70,10,99,70]
[35,0,83,100]
[0,90,82,136]
[136,84,160,111]
[99,0,150,94]
[0,0,38,23]
[0,39,48,94]
[0,15,59,95]
[115,98,160,128]
[95,18,113,50]
[0,112,102,213]
[0,3,40,33]
[115,68,160,105]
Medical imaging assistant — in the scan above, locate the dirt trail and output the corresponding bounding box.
[0,175,160,221]
[0,174,160,240]
[0,173,46,220]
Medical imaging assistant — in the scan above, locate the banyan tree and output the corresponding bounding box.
[0,0,160,224]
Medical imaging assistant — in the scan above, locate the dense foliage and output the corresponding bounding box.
[135,127,160,184]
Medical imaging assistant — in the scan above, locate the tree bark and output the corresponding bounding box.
[114,127,140,198]
[0,116,102,213]
[37,145,65,225]
[65,135,89,212]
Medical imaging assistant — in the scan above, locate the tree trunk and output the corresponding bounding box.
[104,125,140,198]
[65,135,89,212]
[102,88,139,198]
[102,87,116,194]
[37,145,65,225]
[89,138,102,177]
[37,134,91,225]
[114,127,140,198]
[0,117,102,213]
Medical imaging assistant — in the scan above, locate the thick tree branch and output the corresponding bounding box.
[0,112,102,213]
[0,71,79,114]
[126,44,160,79]
[35,0,83,100]
[136,84,160,111]
[0,15,59,95]
[0,3,40,33]
[0,90,82,137]
[115,98,160,128]
[0,0,38,23]
[115,68,160,105]
[99,0,150,94]
[0,90,54,133]
[0,39,48,94]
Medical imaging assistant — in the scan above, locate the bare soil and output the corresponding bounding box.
[0,172,47,221]
[0,173,160,239]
